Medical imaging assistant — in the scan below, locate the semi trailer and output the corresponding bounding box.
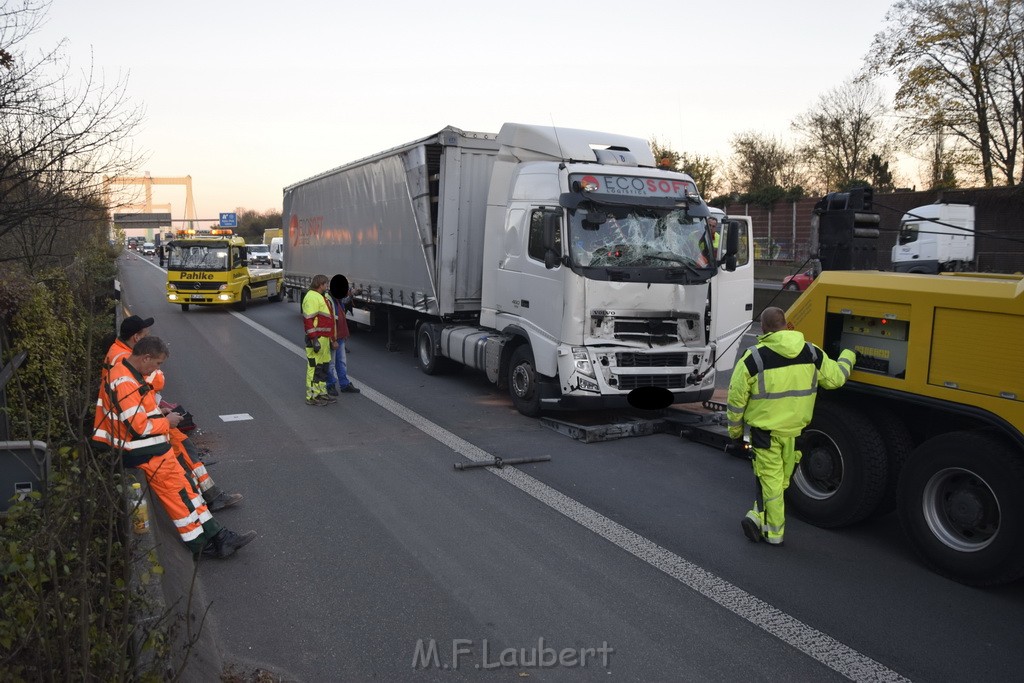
[282,124,753,415]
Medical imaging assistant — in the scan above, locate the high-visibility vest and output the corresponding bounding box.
[302,289,332,339]
[93,358,172,466]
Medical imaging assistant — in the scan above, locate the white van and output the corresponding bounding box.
[269,236,284,268]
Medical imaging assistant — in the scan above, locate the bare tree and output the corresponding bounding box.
[0,0,144,266]
[868,0,1024,186]
[649,138,721,198]
[791,79,896,192]
[727,131,799,194]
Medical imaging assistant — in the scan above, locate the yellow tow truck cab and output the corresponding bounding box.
[785,270,1024,586]
[165,229,285,311]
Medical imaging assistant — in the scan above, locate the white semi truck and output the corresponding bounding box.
[282,124,753,415]
[892,203,975,274]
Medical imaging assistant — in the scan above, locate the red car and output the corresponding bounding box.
[782,270,815,291]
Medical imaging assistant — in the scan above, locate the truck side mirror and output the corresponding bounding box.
[542,212,562,270]
[721,220,740,272]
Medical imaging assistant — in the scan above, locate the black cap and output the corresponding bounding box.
[120,315,154,339]
[329,274,349,299]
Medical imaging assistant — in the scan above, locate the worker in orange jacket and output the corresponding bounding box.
[100,315,242,511]
[93,336,255,558]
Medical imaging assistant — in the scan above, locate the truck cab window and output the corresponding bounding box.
[898,223,919,245]
[528,209,562,263]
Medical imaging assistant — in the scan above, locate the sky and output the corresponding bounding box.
[30,0,901,224]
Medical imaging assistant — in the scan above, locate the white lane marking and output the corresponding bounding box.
[219,414,253,422]
[230,311,909,683]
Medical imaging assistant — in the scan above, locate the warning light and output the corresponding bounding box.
[880,319,888,325]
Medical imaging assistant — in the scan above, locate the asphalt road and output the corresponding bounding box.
[117,253,1024,681]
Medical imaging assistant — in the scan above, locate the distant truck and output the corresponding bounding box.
[892,203,975,274]
[165,229,284,311]
[263,228,283,244]
[283,124,754,415]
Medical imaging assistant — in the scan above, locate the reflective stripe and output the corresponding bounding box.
[197,507,213,523]
[174,510,200,528]
[757,387,819,400]
[749,348,766,395]
[838,356,852,378]
[179,525,204,542]
[105,434,170,451]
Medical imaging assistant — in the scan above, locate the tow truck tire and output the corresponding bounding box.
[416,324,453,375]
[868,409,915,516]
[897,430,1024,586]
[508,344,541,417]
[236,287,250,312]
[181,304,190,312]
[787,401,887,527]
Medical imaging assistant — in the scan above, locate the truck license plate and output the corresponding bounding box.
[191,294,204,300]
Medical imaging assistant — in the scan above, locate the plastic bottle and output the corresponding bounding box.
[131,482,150,534]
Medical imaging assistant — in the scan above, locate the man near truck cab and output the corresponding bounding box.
[93,336,256,559]
[302,274,336,406]
[726,307,857,546]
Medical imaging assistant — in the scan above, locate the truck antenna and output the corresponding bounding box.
[549,114,566,161]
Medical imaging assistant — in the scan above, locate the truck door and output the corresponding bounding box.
[708,217,754,372]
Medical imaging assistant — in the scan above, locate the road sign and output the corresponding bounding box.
[219,212,238,228]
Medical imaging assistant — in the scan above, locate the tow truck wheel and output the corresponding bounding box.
[898,430,1024,586]
[868,408,915,516]
[180,304,190,312]
[787,400,887,527]
[236,287,250,312]
[508,345,541,417]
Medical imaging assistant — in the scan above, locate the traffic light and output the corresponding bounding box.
[813,187,880,271]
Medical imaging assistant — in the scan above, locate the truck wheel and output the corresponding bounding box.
[785,281,800,291]
[508,345,541,417]
[868,409,915,516]
[236,288,250,312]
[181,304,190,312]
[787,401,887,527]
[270,283,284,302]
[416,324,452,375]
[897,430,1024,586]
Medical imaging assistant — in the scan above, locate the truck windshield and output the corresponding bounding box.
[167,244,229,271]
[568,205,713,270]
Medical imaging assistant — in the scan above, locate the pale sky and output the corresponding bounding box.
[32,0,900,223]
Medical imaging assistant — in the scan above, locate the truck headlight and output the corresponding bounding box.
[217,293,231,301]
[218,284,228,291]
[572,347,595,378]
[168,293,178,301]
[168,283,177,290]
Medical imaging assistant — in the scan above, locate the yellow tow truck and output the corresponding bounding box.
[165,229,285,311]
[786,270,1024,586]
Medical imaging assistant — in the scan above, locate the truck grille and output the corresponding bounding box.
[613,318,678,344]
[616,352,688,367]
[616,375,688,390]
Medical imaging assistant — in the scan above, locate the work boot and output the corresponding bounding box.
[207,491,243,512]
[204,528,257,559]
[339,383,361,394]
[306,397,326,406]
[321,394,337,404]
[741,513,763,543]
[326,385,339,396]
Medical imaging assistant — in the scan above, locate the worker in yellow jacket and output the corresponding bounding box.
[302,274,336,406]
[727,306,856,546]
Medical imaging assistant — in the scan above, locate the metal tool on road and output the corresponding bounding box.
[454,455,551,471]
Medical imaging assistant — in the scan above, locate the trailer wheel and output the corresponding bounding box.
[508,345,541,417]
[787,400,887,527]
[897,430,1024,586]
[180,304,190,312]
[236,287,250,312]
[416,324,452,375]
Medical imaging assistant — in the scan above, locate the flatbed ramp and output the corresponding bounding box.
[540,402,733,449]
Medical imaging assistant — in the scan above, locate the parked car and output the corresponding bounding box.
[141,242,156,256]
[246,243,272,266]
[782,270,815,291]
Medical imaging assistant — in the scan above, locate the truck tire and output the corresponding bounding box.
[270,282,284,302]
[181,304,190,312]
[236,287,250,312]
[868,408,915,516]
[508,345,541,417]
[785,281,800,291]
[416,324,453,375]
[787,401,887,527]
[897,430,1024,586]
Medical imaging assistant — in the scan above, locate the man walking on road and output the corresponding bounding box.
[302,274,336,406]
[726,307,856,546]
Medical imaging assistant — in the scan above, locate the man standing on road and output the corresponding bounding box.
[726,306,856,546]
[302,274,336,406]
[93,336,256,559]
[325,274,361,396]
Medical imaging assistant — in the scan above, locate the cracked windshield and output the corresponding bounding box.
[569,206,712,269]
[168,244,228,271]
